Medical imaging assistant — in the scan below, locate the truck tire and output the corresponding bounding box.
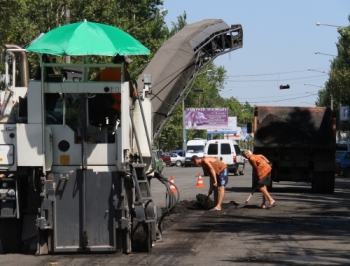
[344,168,350,177]
[312,172,324,193]
[0,218,22,253]
[324,171,335,194]
[312,171,335,194]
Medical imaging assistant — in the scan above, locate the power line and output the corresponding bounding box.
[226,68,329,77]
[230,92,318,100]
[239,94,318,104]
[225,74,326,82]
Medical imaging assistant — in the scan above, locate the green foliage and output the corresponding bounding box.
[317,15,350,129]
[169,11,187,37]
[159,62,254,151]
[0,0,167,80]
[0,2,253,151]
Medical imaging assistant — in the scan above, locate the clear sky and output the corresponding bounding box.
[161,0,349,107]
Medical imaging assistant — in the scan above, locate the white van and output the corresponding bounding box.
[204,139,245,175]
[184,138,207,167]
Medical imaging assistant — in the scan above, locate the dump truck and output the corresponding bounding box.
[0,19,243,254]
[252,106,336,193]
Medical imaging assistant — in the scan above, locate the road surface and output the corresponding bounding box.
[0,164,349,265]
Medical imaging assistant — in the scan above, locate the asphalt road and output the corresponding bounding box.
[1,164,349,265]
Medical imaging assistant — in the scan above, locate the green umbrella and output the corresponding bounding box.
[26,20,150,56]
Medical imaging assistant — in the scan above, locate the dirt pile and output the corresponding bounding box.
[257,114,315,145]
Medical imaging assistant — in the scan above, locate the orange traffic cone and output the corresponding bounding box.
[196,172,205,188]
[169,176,178,194]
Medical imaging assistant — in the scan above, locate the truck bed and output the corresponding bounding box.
[253,106,336,194]
[254,106,334,148]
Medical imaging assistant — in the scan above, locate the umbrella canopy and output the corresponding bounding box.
[26,20,150,56]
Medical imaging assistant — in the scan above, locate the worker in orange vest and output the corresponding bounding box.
[191,155,229,211]
[95,55,138,112]
[243,151,276,209]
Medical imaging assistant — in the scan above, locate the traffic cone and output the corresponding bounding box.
[169,175,178,194]
[196,172,205,188]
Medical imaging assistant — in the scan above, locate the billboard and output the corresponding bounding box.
[185,108,228,130]
[207,116,237,134]
[224,126,251,141]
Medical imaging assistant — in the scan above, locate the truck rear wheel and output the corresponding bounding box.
[312,171,335,194]
[312,172,323,193]
[324,171,335,194]
[344,168,350,177]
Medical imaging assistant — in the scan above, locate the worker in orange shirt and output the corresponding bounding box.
[243,151,276,209]
[191,155,229,211]
[95,55,138,113]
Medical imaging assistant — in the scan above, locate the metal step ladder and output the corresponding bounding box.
[131,163,155,223]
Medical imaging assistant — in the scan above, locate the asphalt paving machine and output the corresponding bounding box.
[0,19,243,254]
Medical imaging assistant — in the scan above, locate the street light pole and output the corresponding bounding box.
[128,9,167,33]
[330,92,334,111]
[193,88,204,106]
[182,99,186,152]
[314,51,336,57]
[308,68,329,74]
[65,0,71,63]
[304,84,334,111]
[316,22,343,28]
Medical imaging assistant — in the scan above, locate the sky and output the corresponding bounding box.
[161,0,349,107]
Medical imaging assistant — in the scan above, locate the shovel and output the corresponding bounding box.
[205,193,211,201]
[245,184,260,205]
[206,191,240,206]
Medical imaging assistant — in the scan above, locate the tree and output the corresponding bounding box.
[0,0,168,80]
[317,15,350,129]
[169,11,187,37]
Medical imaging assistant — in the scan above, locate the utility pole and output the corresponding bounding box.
[330,92,333,110]
[182,99,186,152]
[65,0,71,63]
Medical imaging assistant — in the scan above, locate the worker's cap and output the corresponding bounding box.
[242,150,252,157]
[113,54,133,64]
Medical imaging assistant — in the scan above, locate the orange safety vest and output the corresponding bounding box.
[248,154,271,180]
[209,158,227,175]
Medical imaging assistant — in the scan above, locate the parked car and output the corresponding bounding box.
[203,139,245,175]
[171,149,186,157]
[168,152,185,167]
[184,139,207,167]
[335,150,346,175]
[336,150,350,177]
[161,153,171,167]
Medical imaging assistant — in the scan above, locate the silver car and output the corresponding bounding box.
[168,152,185,167]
